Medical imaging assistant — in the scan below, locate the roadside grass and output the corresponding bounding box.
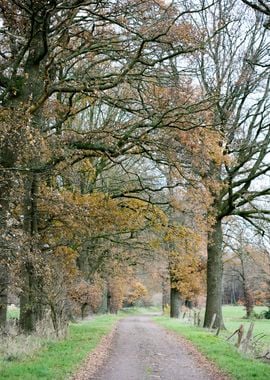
[155,306,270,380]
[0,315,118,380]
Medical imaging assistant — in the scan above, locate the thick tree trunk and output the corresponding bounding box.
[20,174,43,332]
[0,264,8,329]
[19,264,36,332]
[204,219,225,329]
[0,208,9,329]
[2,10,48,332]
[170,287,181,318]
[0,147,17,329]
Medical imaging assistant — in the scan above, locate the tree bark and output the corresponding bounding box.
[0,209,9,330]
[240,255,254,318]
[19,263,37,333]
[4,7,48,333]
[0,141,17,329]
[243,281,254,318]
[162,277,170,312]
[204,219,225,329]
[19,174,43,332]
[0,265,8,329]
[170,286,181,318]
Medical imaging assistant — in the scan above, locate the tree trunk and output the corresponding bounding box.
[81,303,88,319]
[0,200,9,329]
[240,255,254,318]
[185,300,193,309]
[170,287,181,318]
[107,288,112,313]
[0,145,17,329]
[19,262,38,332]
[2,10,48,332]
[204,219,225,329]
[0,264,8,329]
[243,281,254,318]
[162,278,170,312]
[19,174,43,332]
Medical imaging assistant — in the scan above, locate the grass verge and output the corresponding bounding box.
[0,315,118,380]
[154,316,270,380]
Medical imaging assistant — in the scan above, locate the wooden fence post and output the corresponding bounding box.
[242,322,254,353]
[236,324,244,348]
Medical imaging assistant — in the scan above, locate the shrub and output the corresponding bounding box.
[260,308,270,319]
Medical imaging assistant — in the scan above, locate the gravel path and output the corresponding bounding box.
[91,315,227,380]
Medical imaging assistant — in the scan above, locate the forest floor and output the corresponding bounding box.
[74,314,229,380]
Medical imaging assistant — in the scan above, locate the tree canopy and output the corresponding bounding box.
[0,0,270,334]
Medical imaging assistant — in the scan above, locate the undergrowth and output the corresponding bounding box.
[0,315,118,380]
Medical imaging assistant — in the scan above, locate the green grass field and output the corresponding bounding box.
[155,305,270,380]
[7,305,20,320]
[0,315,118,380]
[221,306,270,351]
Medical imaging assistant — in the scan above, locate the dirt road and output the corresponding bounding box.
[92,315,226,380]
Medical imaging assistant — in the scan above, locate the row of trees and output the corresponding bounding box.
[0,0,270,334]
